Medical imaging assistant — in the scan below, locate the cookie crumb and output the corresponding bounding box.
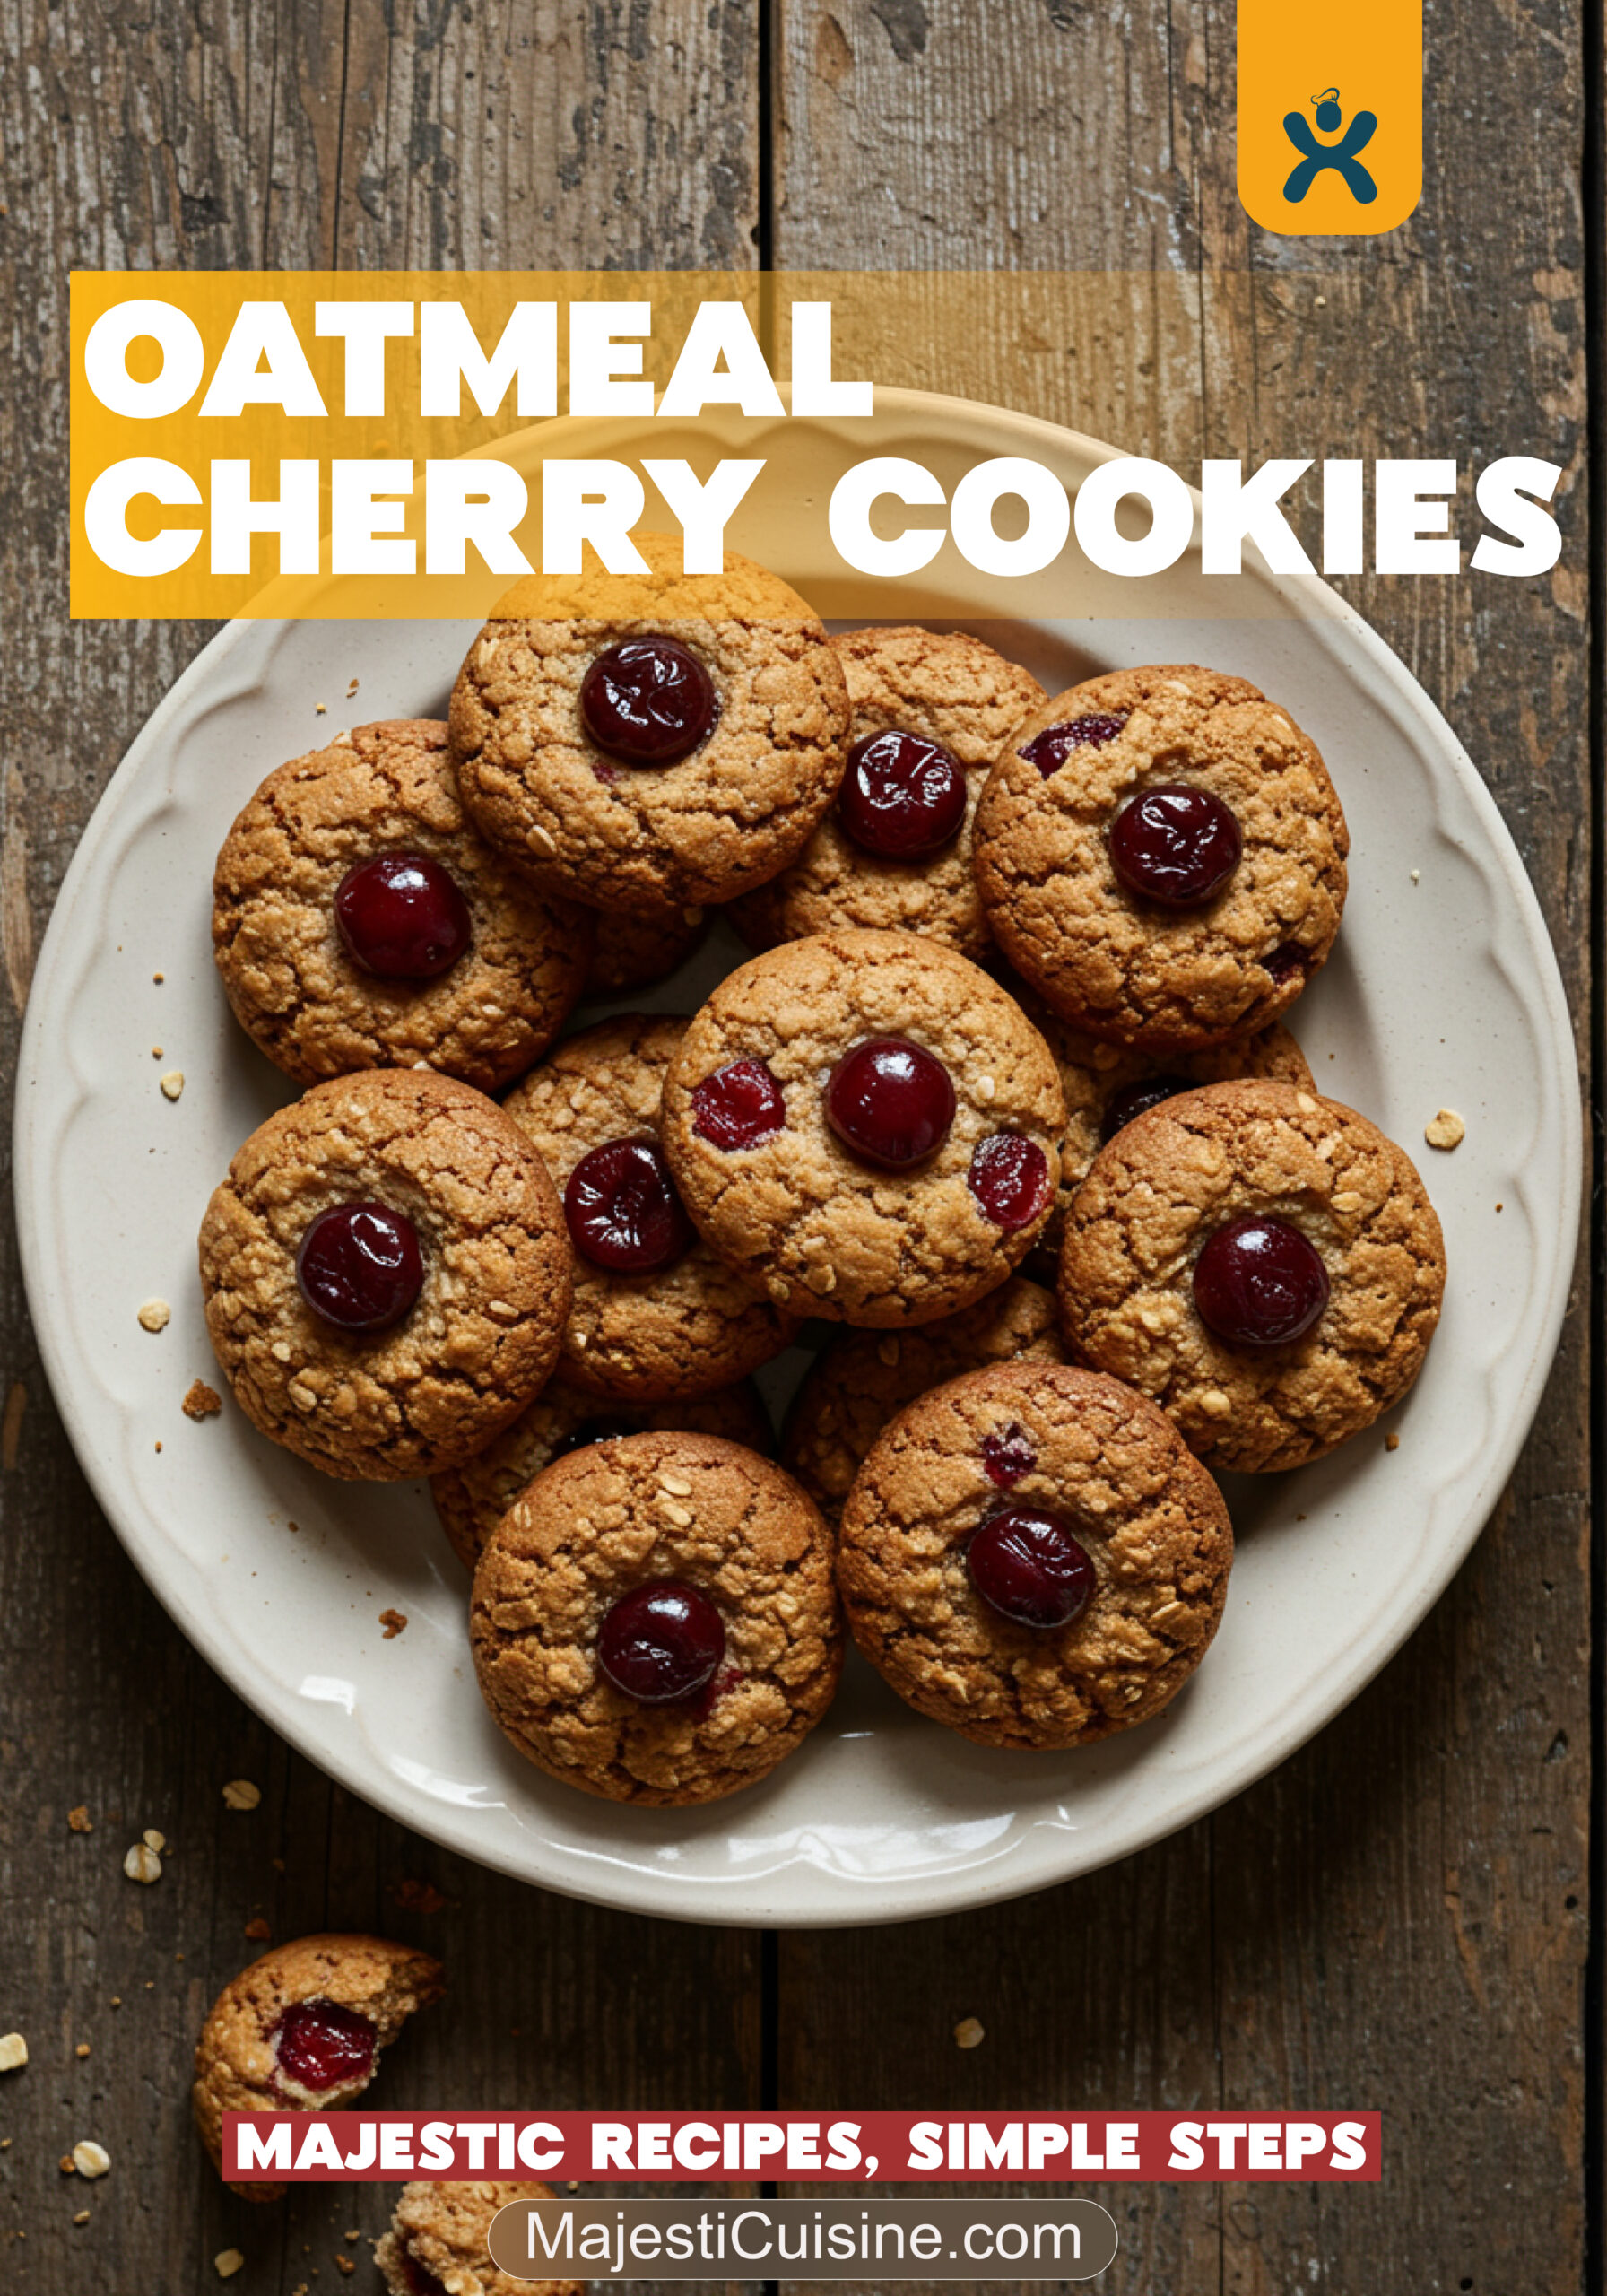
[73,2210,90,2225]
[0,2034,26,2073]
[143,1828,166,1853]
[215,2250,246,2280]
[316,702,327,714]
[953,2016,986,2050]
[160,1070,184,1101]
[183,1380,222,1421]
[222,1778,261,1811]
[334,2255,355,2275]
[67,1805,91,1833]
[391,1878,447,1915]
[74,2042,90,2059]
[378,1608,407,1639]
[345,2230,360,2242]
[1385,1431,1401,1451]
[1425,1108,1465,1151]
[152,972,164,984]
[123,1841,161,1884]
[243,1917,272,1943]
[152,1045,162,1058]
[137,1299,170,1333]
[1,1380,24,1470]
[1410,868,1420,883]
[70,2142,109,2179]
[346,677,360,696]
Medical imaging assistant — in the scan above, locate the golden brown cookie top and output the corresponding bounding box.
[471,1431,842,1806]
[213,719,591,1092]
[730,625,1046,961]
[660,929,1067,1327]
[837,1360,1233,1751]
[198,1069,571,1481]
[973,664,1350,1051]
[1058,1077,1446,1473]
[377,2181,583,2296]
[501,1013,797,1402]
[781,1275,1066,1524]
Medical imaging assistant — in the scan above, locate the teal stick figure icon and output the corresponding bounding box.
[1282,88,1378,203]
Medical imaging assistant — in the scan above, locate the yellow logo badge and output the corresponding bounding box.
[1238,1,1422,236]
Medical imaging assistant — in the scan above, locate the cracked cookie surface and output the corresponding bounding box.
[192,1933,443,2198]
[502,1014,798,1400]
[728,625,1044,960]
[781,1276,1066,1525]
[199,1069,572,1480]
[213,719,591,1091]
[1058,1079,1446,1472]
[376,2181,583,2296]
[431,1377,771,1573]
[974,664,1349,1049]
[448,533,850,912]
[471,1431,843,1805]
[838,1360,1232,1749]
[660,929,1066,1327]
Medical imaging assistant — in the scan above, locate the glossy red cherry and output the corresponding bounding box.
[597,1579,725,1703]
[968,1506,1095,1630]
[1264,942,1306,982]
[967,1133,1051,1231]
[564,1140,693,1275]
[1109,785,1242,908]
[334,853,472,981]
[838,729,968,857]
[296,1203,423,1333]
[691,1057,786,1151]
[579,637,717,765]
[981,1422,1037,1489]
[1099,1074,1195,1144]
[1193,1213,1330,1347]
[826,1038,956,1169]
[271,1998,377,2094]
[1018,713,1127,777]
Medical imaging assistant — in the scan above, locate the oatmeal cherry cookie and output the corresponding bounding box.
[193,1933,443,2200]
[213,719,591,1092]
[431,1377,771,1573]
[472,1431,843,1805]
[973,665,1349,1050]
[781,1275,1065,1525]
[727,625,1045,961]
[582,898,708,996]
[838,1360,1232,1750]
[448,533,851,913]
[660,929,1066,1327]
[501,1015,798,1400]
[199,1069,572,1480]
[1059,1079,1446,1473]
[377,2182,584,2296]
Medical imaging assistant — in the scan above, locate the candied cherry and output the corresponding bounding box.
[334,853,472,981]
[1108,785,1242,908]
[691,1057,786,1151]
[838,729,968,858]
[1018,713,1128,777]
[597,1580,725,1703]
[1099,1074,1195,1144]
[982,1422,1037,1489]
[271,1998,377,2094]
[1193,1213,1330,1348]
[296,1203,423,1334]
[564,1140,693,1275]
[967,1133,1051,1231]
[968,1505,1095,1630]
[579,637,717,765]
[826,1038,956,1169]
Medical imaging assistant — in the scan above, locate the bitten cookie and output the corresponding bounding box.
[199,1070,572,1480]
[192,1934,443,2200]
[728,625,1045,960]
[974,665,1349,1049]
[781,1276,1066,1525]
[431,1378,772,1573]
[471,1432,843,1805]
[1059,1079,1446,1472]
[376,2182,584,2296]
[660,929,1066,1327]
[448,533,851,912]
[501,1015,798,1400]
[213,720,591,1091]
[838,1361,1233,1750]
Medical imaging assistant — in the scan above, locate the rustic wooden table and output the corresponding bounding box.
[0,3,1594,2291]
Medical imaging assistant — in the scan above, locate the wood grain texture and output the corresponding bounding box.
[772,4,1591,2293]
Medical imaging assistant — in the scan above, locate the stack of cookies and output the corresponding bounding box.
[197,538,1446,1805]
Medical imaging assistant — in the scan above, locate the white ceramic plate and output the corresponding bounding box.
[17,393,1578,1926]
